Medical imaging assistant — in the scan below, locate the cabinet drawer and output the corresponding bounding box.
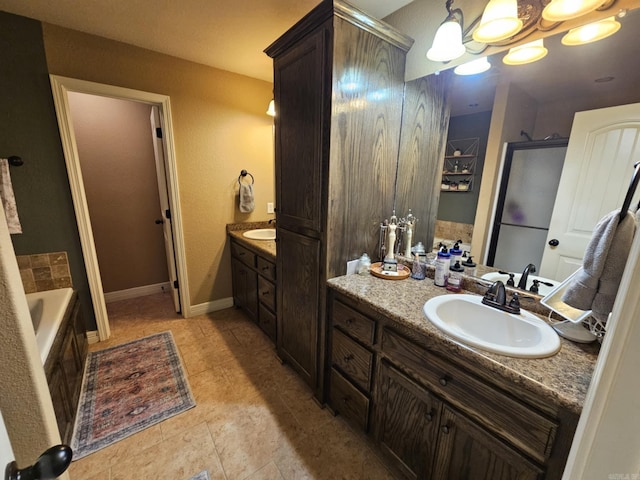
[231,242,256,268]
[258,304,277,343]
[258,276,276,312]
[332,328,373,392]
[332,300,375,345]
[257,256,276,282]
[330,367,370,431]
[381,328,557,464]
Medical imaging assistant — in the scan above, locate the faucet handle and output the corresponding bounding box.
[509,292,521,310]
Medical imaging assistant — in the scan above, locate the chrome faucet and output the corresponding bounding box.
[482,281,521,314]
[517,263,536,290]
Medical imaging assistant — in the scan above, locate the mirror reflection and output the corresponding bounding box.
[429,7,640,290]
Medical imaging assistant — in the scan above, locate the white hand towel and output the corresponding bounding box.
[239,182,255,213]
[0,158,22,234]
[562,209,637,323]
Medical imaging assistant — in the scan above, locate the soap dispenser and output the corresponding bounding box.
[434,246,450,287]
[461,254,476,277]
[447,260,464,292]
[450,241,463,265]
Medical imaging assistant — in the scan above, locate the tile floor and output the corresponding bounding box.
[69,292,397,480]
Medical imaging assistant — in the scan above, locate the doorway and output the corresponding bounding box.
[487,139,568,273]
[49,76,189,341]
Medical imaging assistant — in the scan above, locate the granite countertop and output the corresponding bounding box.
[227,222,276,260]
[327,273,600,415]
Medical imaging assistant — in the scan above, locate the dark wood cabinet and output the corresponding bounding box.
[231,257,258,320]
[45,293,87,443]
[265,0,412,399]
[328,289,578,480]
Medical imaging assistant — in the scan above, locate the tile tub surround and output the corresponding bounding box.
[327,273,599,415]
[434,220,473,244]
[16,251,73,293]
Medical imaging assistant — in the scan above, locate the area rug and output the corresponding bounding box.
[71,331,195,460]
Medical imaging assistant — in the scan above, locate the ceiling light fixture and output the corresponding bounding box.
[542,0,606,22]
[454,57,492,75]
[503,39,548,65]
[561,16,621,45]
[472,0,523,43]
[427,0,466,62]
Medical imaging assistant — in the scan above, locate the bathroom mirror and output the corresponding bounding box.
[416,7,640,282]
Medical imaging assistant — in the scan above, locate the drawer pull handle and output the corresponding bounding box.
[346,317,354,324]
[261,291,270,296]
[439,377,448,387]
[342,396,350,404]
[441,425,450,434]
[238,252,245,256]
[426,410,435,422]
[344,353,354,362]
[262,266,270,271]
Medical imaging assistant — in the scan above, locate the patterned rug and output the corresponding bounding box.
[71,331,195,460]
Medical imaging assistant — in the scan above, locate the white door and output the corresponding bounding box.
[150,106,181,313]
[540,103,640,281]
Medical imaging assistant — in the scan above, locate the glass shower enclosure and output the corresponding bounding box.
[487,139,568,273]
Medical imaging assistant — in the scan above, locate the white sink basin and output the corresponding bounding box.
[481,272,557,296]
[423,294,560,358]
[242,228,276,240]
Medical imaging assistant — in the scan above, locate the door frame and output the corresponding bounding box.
[49,75,190,341]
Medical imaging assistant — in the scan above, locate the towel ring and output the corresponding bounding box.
[238,169,254,185]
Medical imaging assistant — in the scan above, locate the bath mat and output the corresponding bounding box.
[189,471,210,480]
[71,331,195,460]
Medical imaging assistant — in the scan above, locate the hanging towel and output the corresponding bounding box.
[562,209,637,323]
[239,182,255,213]
[0,158,22,234]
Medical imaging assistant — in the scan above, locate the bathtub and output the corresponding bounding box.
[26,288,74,364]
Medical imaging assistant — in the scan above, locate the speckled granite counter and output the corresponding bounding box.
[227,222,276,260]
[327,273,600,414]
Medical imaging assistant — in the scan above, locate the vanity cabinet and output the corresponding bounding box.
[265,0,412,399]
[327,289,577,480]
[230,237,277,342]
[45,293,87,443]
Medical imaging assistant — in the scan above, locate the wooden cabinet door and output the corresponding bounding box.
[231,258,258,320]
[273,25,328,233]
[48,363,73,443]
[375,361,441,480]
[431,405,545,480]
[277,228,321,389]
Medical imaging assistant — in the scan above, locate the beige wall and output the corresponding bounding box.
[43,24,275,307]
[68,93,169,293]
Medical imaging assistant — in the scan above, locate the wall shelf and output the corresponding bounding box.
[442,137,479,192]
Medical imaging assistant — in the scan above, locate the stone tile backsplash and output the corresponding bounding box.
[16,251,73,293]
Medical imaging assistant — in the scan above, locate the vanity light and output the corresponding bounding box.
[266,99,276,117]
[427,18,466,62]
[472,0,523,43]
[561,16,621,45]
[454,57,491,75]
[542,0,605,22]
[503,39,548,65]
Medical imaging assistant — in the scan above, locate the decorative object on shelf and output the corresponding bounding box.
[442,137,478,192]
[404,209,417,257]
[379,211,407,261]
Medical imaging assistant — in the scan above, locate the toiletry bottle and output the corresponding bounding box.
[411,254,425,280]
[461,255,476,277]
[450,241,463,265]
[434,246,450,287]
[447,261,464,292]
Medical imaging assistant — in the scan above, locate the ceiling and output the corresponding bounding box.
[0,0,413,83]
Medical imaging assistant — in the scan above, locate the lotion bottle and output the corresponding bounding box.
[446,261,464,292]
[434,246,450,287]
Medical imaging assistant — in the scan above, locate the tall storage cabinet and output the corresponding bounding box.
[265,0,413,399]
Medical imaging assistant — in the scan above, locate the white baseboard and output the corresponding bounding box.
[104,282,171,303]
[188,296,234,317]
[86,330,100,344]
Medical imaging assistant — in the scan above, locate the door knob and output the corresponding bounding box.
[155,219,164,224]
[5,444,72,480]
[548,239,559,247]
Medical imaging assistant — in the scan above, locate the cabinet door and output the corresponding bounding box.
[375,361,441,480]
[48,363,72,443]
[431,405,545,480]
[231,257,258,320]
[277,228,321,389]
[273,25,327,233]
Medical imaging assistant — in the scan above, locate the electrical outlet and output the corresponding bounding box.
[267,202,275,214]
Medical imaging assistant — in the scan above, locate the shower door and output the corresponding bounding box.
[487,139,568,273]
